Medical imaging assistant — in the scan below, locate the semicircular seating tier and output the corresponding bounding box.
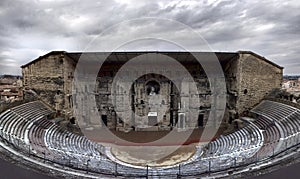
[0,100,300,178]
[250,100,300,155]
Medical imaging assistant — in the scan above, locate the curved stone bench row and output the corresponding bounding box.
[0,101,54,148]
[251,100,300,157]
[277,111,300,152]
[11,101,52,120]
[0,111,22,146]
[252,116,280,143]
[245,116,279,158]
[0,101,120,174]
[200,99,300,172]
[11,101,50,112]
[44,125,103,158]
[252,101,300,137]
[203,123,263,158]
[28,118,53,154]
[252,100,298,122]
[43,125,151,175]
[252,116,273,129]
[1,102,53,139]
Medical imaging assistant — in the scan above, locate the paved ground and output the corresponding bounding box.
[255,162,300,179]
[111,145,197,167]
[0,158,52,179]
[85,127,226,146]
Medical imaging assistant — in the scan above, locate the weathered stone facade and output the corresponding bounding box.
[22,52,76,115]
[21,51,283,131]
[236,52,283,115]
[22,52,65,111]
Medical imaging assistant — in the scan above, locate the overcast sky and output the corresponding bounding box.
[0,0,299,75]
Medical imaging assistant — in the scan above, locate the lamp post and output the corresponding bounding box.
[86,159,90,173]
[115,162,117,176]
[43,151,46,163]
[208,160,211,175]
[233,157,237,170]
[146,165,149,178]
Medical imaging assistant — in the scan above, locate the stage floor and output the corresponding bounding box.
[83,126,226,146]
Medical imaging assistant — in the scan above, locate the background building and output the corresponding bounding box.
[0,75,23,103]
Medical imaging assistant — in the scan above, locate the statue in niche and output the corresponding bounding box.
[146,80,160,96]
[149,86,156,96]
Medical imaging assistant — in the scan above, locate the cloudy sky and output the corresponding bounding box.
[0,0,299,75]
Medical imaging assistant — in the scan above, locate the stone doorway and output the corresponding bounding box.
[198,113,204,127]
[102,115,108,126]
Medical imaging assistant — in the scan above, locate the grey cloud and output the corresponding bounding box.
[0,0,299,75]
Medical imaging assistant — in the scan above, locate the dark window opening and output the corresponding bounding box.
[118,117,124,124]
[68,95,73,108]
[170,111,174,126]
[198,114,204,127]
[173,112,178,126]
[229,117,233,124]
[244,89,248,95]
[102,115,108,126]
[70,117,76,125]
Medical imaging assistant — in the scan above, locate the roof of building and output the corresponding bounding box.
[21,51,65,68]
[21,51,283,69]
[0,91,21,97]
[0,78,15,85]
[238,51,284,69]
[65,51,239,67]
[0,85,17,90]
